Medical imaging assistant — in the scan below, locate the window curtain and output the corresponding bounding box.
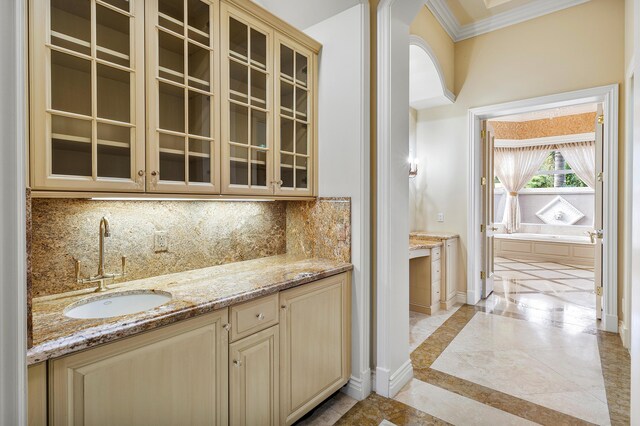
[558,141,596,189]
[494,146,552,233]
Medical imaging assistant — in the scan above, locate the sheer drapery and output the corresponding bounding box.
[494,146,551,233]
[559,141,596,189]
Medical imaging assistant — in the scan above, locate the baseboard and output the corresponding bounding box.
[343,369,372,400]
[374,359,413,398]
[455,291,466,304]
[619,320,630,349]
[603,313,619,333]
[389,359,413,397]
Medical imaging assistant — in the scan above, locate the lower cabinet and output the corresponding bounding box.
[37,272,351,426]
[441,237,459,309]
[229,326,279,426]
[279,273,351,425]
[49,310,229,426]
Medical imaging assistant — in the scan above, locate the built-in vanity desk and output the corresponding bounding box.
[28,255,352,426]
[409,232,460,314]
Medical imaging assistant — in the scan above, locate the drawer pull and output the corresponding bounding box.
[256,313,265,320]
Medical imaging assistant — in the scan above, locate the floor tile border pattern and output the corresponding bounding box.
[597,331,631,425]
[410,305,599,426]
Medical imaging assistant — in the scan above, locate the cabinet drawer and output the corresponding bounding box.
[431,247,441,260]
[231,294,279,342]
[431,261,441,282]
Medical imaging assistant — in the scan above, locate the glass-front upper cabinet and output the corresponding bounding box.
[146,0,220,193]
[274,34,315,196]
[220,4,274,195]
[30,0,146,191]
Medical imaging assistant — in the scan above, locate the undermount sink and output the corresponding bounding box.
[64,290,172,319]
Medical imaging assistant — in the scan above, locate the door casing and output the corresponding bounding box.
[467,84,620,333]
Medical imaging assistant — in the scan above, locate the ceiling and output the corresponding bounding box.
[251,0,362,30]
[409,43,455,110]
[425,0,591,41]
[492,103,598,122]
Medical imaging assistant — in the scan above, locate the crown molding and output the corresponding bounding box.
[426,0,591,42]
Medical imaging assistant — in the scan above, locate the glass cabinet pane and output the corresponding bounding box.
[96,4,130,67]
[251,110,267,148]
[230,145,248,185]
[159,30,184,83]
[251,149,267,186]
[50,0,91,55]
[97,64,131,123]
[281,118,293,152]
[158,0,184,33]
[189,138,211,183]
[188,42,210,90]
[295,122,307,155]
[229,18,248,59]
[250,29,267,68]
[280,154,293,188]
[295,53,307,85]
[97,123,131,178]
[188,0,210,44]
[51,115,92,176]
[51,51,91,115]
[296,157,308,188]
[159,133,186,181]
[188,91,210,137]
[280,45,294,79]
[159,82,185,132]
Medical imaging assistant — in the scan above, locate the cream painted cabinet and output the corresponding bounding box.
[49,309,229,425]
[273,33,315,196]
[146,0,222,193]
[30,0,320,198]
[279,273,351,425]
[229,326,279,426]
[220,3,275,195]
[30,0,146,192]
[440,237,459,309]
[28,363,47,426]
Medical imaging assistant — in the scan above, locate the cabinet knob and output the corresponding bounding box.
[223,323,231,332]
[150,170,159,177]
[280,305,287,310]
[137,170,145,177]
[256,313,265,320]
[233,359,242,367]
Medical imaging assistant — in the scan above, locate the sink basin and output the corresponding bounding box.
[64,290,172,319]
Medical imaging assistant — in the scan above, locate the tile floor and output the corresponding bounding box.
[296,257,630,426]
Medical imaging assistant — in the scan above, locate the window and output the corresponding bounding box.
[494,150,587,189]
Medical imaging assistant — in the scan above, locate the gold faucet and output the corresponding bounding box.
[74,216,127,292]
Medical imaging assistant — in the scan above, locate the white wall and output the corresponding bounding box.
[304,3,371,399]
[0,0,27,423]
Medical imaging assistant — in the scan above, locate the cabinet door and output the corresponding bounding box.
[230,326,279,426]
[49,310,229,426]
[220,3,274,195]
[274,34,315,196]
[279,273,351,425]
[446,238,459,302]
[28,363,47,426]
[146,0,221,193]
[30,0,145,192]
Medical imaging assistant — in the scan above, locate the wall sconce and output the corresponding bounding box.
[408,157,418,179]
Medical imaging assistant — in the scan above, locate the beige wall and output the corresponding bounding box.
[410,6,455,94]
[413,0,626,315]
[626,0,635,71]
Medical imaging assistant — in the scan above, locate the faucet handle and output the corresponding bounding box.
[121,255,127,276]
[74,258,81,282]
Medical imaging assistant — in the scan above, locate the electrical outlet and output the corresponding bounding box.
[437,213,445,222]
[154,231,168,252]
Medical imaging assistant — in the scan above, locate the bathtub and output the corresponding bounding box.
[494,232,594,265]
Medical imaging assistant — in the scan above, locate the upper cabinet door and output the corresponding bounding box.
[146,0,221,193]
[30,0,146,192]
[274,35,315,197]
[220,4,275,195]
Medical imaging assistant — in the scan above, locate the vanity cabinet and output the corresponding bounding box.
[279,273,351,425]
[28,363,47,426]
[440,237,459,310]
[29,0,320,198]
[48,309,229,425]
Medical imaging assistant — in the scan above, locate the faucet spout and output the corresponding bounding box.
[98,217,110,276]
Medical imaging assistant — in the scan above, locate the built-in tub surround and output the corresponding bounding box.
[31,199,289,297]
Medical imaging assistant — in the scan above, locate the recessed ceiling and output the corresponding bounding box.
[446,0,536,26]
[492,103,598,122]
[425,0,591,41]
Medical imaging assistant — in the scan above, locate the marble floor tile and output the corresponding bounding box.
[297,391,358,425]
[526,262,572,270]
[524,269,577,280]
[395,379,536,426]
[517,390,610,425]
[556,268,595,279]
[554,278,596,291]
[495,257,516,263]
[500,262,543,271]
[493,270,539,280]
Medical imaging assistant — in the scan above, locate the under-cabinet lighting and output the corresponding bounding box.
[89,197,275,202]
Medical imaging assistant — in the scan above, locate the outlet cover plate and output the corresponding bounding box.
[154,231,168,252]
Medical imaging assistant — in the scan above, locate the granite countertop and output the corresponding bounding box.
[410,231,460,241]
[409,239,443,251]
[28,254,352,365]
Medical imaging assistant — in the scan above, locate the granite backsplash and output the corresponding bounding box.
[30,197,350,298]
